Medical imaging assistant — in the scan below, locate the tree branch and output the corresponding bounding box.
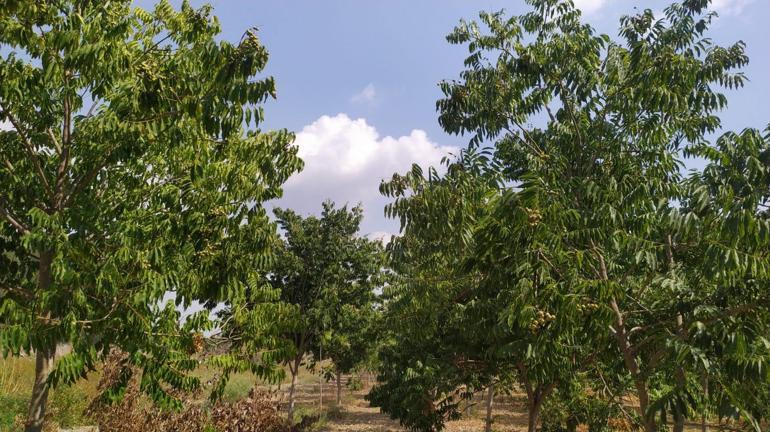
[0,197,30,234]
[0,104,54,201]
[54,89,71,209]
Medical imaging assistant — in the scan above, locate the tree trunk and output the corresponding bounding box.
[336,370,342,405]
[598,253,655,431]
[669,236,687,432]
[527,397,543,432]
[484,383,495,432]
[610,298,656,432]
[701,375,709,432]
[25,345,56,432]
[518,362,554,432]
[673,312,687,432]
[26,251,55,432]
[673,410,685,432]
[599,253,654,431]
[287,356,301,422]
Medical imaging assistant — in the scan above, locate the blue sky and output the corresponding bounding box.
[142,0,769,238]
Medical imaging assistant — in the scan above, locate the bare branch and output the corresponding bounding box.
[46,128,62,155]
[0,196,30,234]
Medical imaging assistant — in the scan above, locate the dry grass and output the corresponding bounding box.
[0,355,101,431]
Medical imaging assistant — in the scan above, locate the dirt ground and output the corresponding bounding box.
[278,375,730,432]
[280,377,532,432]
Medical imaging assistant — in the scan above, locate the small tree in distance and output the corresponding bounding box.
[268,201,384,420]
[323,300,381,405]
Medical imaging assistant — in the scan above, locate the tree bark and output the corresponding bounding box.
[610,298,656,432]
[598,248,655,432]
[701,375,709,432]
[287,356,301,422]
[527,395,544,432]
[25,346,55,432]
[484,383,495,432]
[26,251,56,432]
[336,370,342,405]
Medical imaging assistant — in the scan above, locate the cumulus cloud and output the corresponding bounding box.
[271,114,456,234]
[351,83,377,104]
[573,0,610,15]
[710,0,753,16]
[367,231,396,246]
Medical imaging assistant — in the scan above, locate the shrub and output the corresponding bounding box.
[346,376,363,391]
[541,386,623,432]
[87,351,291,432]
[220,373,254,403]
[209,394,288,432]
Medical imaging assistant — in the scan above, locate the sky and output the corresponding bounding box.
[188,0,767,241]
[9,1,769,240]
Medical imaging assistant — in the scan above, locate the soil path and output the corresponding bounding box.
[323,396,403,432]
[314,386,531,432]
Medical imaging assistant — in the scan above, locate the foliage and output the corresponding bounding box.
[0,0,302,427]
[372,0,769,432]
[322,299,381,379]
[269,201,383,366]
[207,275,300,401]
[346,375,364,391]
[540,379,625,432]
[218,201,384,419]
[369,149,504,431]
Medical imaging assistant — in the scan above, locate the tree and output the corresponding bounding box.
[373,146,599,432]
[371,1,768,431]
[0,1,301,430]
[370,150,515,431]
[269,201,383,420]
[436,0,768,430]
[323,299,381,406]
[674,127,770,430]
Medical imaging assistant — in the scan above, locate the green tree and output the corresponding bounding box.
[0,1,301,430]
[269,201,383,420]
[372,1,767,431]
[373,146,601,432]
[323,298,381,406]
[437,0,768,430]
[370,150,512,431]
[672,127,770,429]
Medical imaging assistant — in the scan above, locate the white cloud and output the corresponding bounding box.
[367,231,396,246]
[0,120,12,131]
[573,0,610,15]
[711,0,753,16]
[351,83,377,104]
[272,114,456,234]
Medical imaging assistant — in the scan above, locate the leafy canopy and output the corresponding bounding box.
[371,0,770,431]
[0,0,301,409]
